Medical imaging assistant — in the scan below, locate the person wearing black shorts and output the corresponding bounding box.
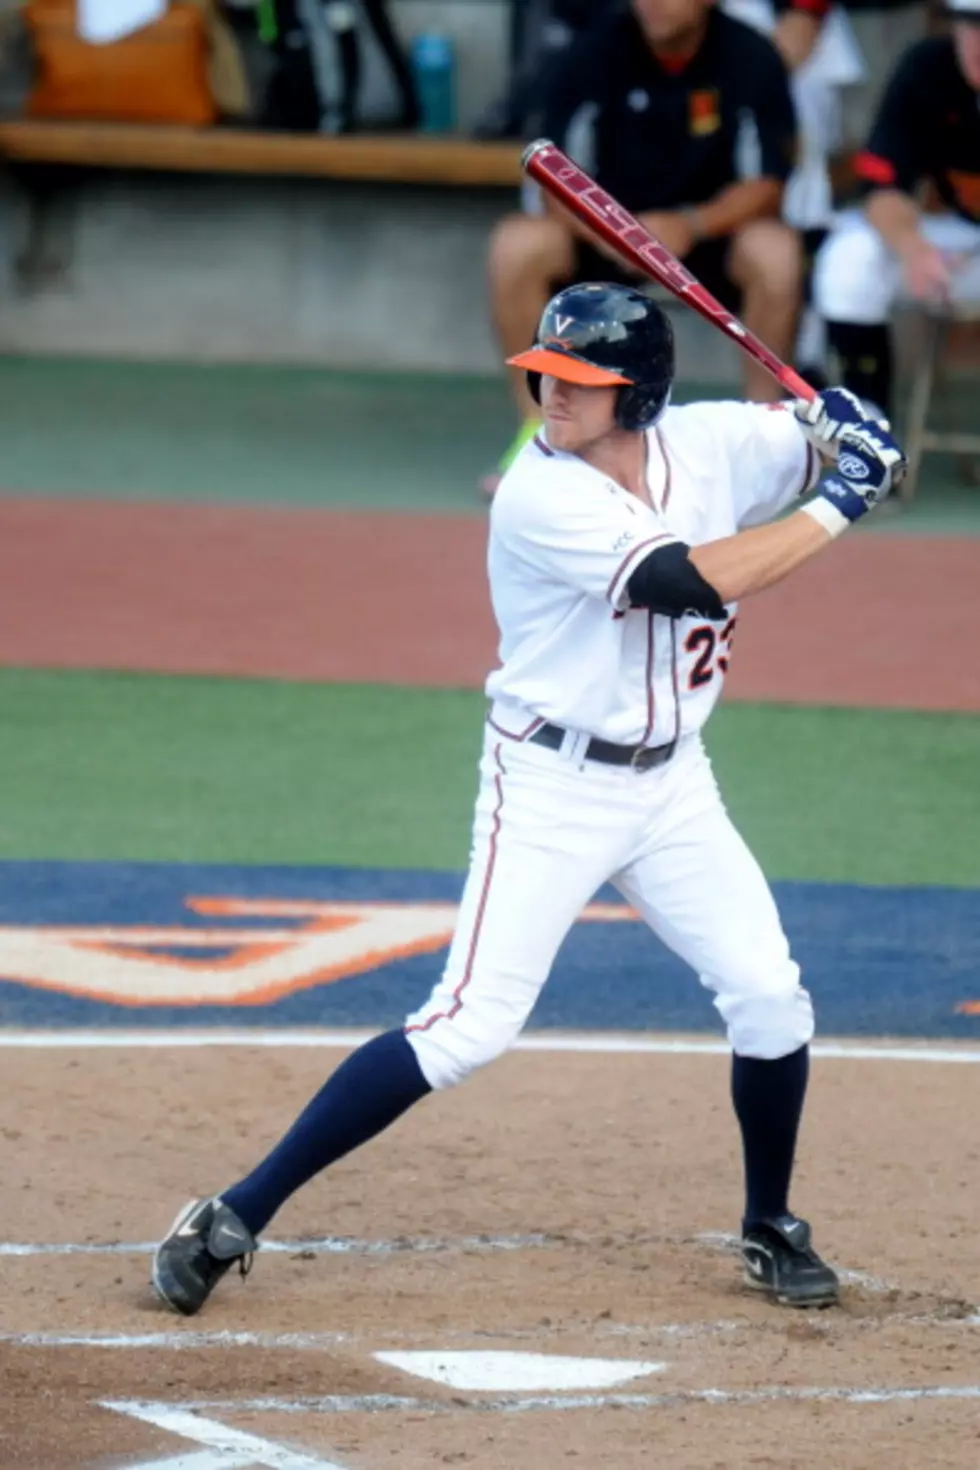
[488,0,803,439]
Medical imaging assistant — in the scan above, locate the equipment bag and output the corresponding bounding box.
[249,0,418,132]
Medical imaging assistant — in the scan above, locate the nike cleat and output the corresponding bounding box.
[741,1214,840,1308]
[152,1196,257,1316]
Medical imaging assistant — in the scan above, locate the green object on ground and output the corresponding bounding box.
[0,669,976,886]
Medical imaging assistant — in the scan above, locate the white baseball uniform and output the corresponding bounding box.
[405,401,821,1091]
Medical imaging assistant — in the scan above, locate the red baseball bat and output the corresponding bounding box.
[521,138,815,403]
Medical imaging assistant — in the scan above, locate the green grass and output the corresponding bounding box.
[0,668,977,886]
[0,670,483,869]
[710,702,980,887]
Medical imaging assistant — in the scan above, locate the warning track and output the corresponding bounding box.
[1,499,978,709]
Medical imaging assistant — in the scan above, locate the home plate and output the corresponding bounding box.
[373,1350,667,1392]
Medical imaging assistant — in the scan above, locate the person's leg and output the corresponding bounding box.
[726,219,804,402]
[813,208,900,417]
[220,1029,429,1237]
[153,730,637,1314]
[795,227,831,390]
[487,210,575,420]
[612,740,836,1306]
[151,1029,430,1314]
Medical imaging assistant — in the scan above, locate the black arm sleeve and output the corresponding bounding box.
[626,542,726,620]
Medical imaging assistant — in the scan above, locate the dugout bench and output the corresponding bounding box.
[0,121,524,288]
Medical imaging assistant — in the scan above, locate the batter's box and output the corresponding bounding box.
[105,1373,980,1470]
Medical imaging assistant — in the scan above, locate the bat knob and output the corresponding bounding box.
[520,138,553,172]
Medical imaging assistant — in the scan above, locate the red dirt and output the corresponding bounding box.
[2,1044,979,1469]
[1,499,978,710]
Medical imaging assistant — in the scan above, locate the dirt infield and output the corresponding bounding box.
[2,1041,978,1468]
[2,498,980,709]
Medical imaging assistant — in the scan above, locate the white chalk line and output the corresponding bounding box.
[2,1330,349,1350]
[135,1385,980,1415]
[100,1384,980,1468]
[6,1312,977,1352]
[6,1229,973,1318]
[103,1401,346,1469]
[602,1314,980,1339]
[0,1232,550,1259]
[2,1028,979,1063]
[0,1230,918,1298]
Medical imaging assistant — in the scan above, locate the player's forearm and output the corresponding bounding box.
[688,511,831,603]
[687,178,783,241]
[865,188,922,258]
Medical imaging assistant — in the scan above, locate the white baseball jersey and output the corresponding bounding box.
[405,398,819,1089]
[485,399,819,747]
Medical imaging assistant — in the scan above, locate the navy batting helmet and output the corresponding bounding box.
[508,282,674,432]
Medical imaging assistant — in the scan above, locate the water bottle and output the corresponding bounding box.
[410,34,456,134]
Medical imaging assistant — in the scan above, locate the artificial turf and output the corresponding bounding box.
[1,668,976,887]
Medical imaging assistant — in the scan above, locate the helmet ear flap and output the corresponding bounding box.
[615,387,641,432]
[526,370,542,405]
[616,386,656,432]
[615,380,672,432]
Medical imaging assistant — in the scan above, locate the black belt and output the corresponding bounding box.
[530,722,676,772]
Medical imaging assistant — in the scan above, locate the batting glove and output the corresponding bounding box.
[793,387,889,460]
[802,423,907,538]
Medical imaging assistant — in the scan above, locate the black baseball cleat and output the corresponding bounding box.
[152,1197,257,1316]
[741,1214,840,1308]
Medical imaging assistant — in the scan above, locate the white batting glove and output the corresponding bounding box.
[802,422,907,538]
[793,387,889,461]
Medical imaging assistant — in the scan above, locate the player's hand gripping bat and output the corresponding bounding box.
[521,138,816,405]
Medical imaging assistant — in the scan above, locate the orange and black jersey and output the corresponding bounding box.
[854,38,980,224]
[531,8,796,217]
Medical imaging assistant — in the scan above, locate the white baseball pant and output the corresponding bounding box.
[814,208,980,324]
[405,724,814,1090]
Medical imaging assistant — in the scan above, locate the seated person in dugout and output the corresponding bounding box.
[485,0,805,486]
[813,0,980,420]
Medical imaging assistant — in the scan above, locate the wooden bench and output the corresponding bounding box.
[0,120,525,289]
[0,120,525,187]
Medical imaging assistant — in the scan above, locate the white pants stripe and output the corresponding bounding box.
[405,749,508,1037]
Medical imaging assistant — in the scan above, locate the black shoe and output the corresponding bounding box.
[152,1197,257,1316]
[741,1214,839,1308]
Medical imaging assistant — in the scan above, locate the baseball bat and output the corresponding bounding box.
[521,138,816,404]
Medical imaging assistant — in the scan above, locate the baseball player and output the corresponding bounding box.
[153,283,904,1317]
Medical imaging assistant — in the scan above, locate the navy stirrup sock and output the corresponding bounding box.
[222,1028,431,1236]
[731,1044,809,1233]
